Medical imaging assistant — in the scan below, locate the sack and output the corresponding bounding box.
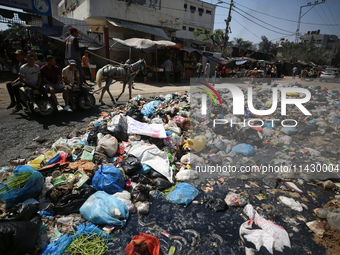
[0,165,44,208]
[0,204,37,222]
[80,191,129,227]
[166,183,198,206]
[127,116,167,138]
[108,114,129,142]
[125,232,161,255]
[240,204,291,254]
[96,134,118,157]
[0,216,41,255]
[92,165,125,194]
[122,155,142,176]
[141,100,163,117]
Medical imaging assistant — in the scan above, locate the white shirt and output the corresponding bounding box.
[62,66,79,84]
[19,64,40,84]
[163,60,172,72]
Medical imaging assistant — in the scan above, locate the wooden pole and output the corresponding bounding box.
[156,49,158,82]
[104,26,110,63]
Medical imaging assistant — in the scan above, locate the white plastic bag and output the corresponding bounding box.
[127,116,166,138]
[164,120,181,135]
[278,196,303,212]
[225,192,246,207]
[175,168,198,181]
[240,204,291,255]
[96,133,118,157]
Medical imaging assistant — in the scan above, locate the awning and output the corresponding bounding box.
[181,47,202,54]
[111,37,176,53]
[235,60,247,65]
[108,18,168,40]
[24,25,104,50]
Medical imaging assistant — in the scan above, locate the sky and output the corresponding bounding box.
[1,0,340,45]
[210,0,340,44]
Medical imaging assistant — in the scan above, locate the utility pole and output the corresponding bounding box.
[224,0,234,47]
[295,0,325,43]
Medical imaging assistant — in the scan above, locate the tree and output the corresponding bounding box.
[193,28,224,46]
[232,37,253,56]
[258,36,277,55]
[0,23,27,40]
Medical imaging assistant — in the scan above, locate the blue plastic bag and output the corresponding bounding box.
[134,164,152,175]
[41,235,72,255]
[167,183,198,206]
[232,143,256,157]
[92,165,125,194]
[72,223,110,239]
[80,191,129,228]
[0,165,44,208]
[141,100,163,117]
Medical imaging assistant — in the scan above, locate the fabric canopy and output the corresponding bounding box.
[236,60,247,65]
[108,18,168,39]
[110,38,176,53]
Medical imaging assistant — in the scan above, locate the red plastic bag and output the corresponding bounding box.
[125,232,161,255]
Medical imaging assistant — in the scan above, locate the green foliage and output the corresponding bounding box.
[0,23,27,40]
[193,28,224,46]
[233,37,253,50]
[258,36,277,55]
[278,41,328,65]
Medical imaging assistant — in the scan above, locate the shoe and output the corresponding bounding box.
[12,105,22,113]
[64,105,73,112]
[33,103,40,112]
[57,105,64,111]
[46,103,52,111]
[7,102,16,109]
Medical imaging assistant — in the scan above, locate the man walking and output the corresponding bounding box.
[163,57,173,83]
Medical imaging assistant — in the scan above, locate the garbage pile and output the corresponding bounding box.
[0,81,339,255]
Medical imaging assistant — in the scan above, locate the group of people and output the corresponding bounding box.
[162,58,184,83]
[6,27,89,113]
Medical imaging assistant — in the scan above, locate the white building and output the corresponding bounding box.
[174,0,216,45]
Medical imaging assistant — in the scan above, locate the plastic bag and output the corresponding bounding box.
[236,127,263,147]
[204,193,228,212]
[52,138,72,154]
[278,196,303,212]
[54,187,96,215]
[127,143,173,183]
[172,116,190,130]
[81,145,96,161]
[141,100,163,117]
[166,183,198,206]
[164,120,181,135]
[0,165,44,208]
[92,165,125,194]
[175,169,198,181]
[125,232,161,255]
[127,116,167,138]
[96,134,118,157]
[126,106,144,122]
[108,114,129,142]
[232,143,256,157]
[80,191,129,227]
[41,234,72,255]
[188,136,206,152]
[122,155,142,176]
[224,192,246,207]
[153,177,172,191]
[131,184,150,202]
[27,154,47,170]
[0,216,41,255]
[240,204,291,255]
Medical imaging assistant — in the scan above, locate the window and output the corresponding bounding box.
[189,27,195,32]
[182,26,186,30]
[206,10,211,15]
[184,4,187,10]
[197,29,202,32]
[190,6,196,13]
[198,8,204,16]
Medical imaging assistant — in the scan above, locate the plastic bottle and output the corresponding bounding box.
[10,159,27,166]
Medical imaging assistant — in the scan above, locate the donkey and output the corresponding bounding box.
[95,59,147,104]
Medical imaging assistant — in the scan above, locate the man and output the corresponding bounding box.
[41,56,72,112]
[62,59,88,108]
[81,52,92,82]
[292,66,297,79]
[204,60,211,78]
[14,53,52,113]
[196,60,203,81]
[65,27,86,86]
[35,53,46,67]
[163,57,172,83]
[6,49,26,109]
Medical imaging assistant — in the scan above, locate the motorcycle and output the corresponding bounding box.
[66,84,96,111]
[18,87,56,117]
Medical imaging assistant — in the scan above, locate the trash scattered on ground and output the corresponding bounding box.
[0,82,339,254]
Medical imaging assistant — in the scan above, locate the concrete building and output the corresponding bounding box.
[300,30,340,61]
[174,0,216,47]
